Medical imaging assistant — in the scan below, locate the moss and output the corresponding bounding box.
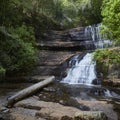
[0,66,6,79]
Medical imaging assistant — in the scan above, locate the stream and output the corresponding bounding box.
[0,24,120,120]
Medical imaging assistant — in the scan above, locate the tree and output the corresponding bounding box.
[77,0,103,25]
[94,0,120,78]
[0,0,37,77]
[102,0,120,42]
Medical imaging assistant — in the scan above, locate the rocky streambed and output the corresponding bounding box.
[0,80,120,120]
[0,28,120,120]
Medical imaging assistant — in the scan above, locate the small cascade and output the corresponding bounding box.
[84,23,112,48]
[61,53,97,85]
[61,24,113,85]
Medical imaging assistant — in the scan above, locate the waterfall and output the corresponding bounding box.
[61,24,112,85]
[84,23,112,48]
[61,53,97,85]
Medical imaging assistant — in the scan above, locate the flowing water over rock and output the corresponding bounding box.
[0,24,119,120]
[61,24,114,86]
[60,52,120,99]
[59,24,120,119]
[84,24,112,48]
[61,53,97,85]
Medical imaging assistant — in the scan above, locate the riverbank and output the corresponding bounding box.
[0,28,120,120]
[0,81,119,120]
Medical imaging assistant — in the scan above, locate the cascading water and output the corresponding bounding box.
[62,53,97,85]
[61,24,112,85]
[59,24,120,118]
[84,23,112,48]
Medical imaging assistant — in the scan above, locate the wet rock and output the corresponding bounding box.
[74,111,107,120]
[32,66,57,76]
[15,97,80,120]
[10,112,35,120]
[61,116,73,120]
[18,104,41,110]
[113,102,120,120]
[0,106,10,113]
[79,104,90,111]
[103,79,120,87]
[32,50,81,77]
[76,99,118,120]
[59,97,90,111]
[36,26,96,51]
[0,106,7,111]
[38,51,76,66]
[43,87,56,92]
[2,109,10,113]
[0,113,14,120]
[92,79,101,85]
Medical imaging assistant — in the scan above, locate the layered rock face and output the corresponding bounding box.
[33,27,95,77]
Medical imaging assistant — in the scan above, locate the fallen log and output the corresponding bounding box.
[7,76,55,107]
[74,111,107,120]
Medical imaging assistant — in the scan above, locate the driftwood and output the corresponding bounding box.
[74,111,107,120]
[7,76,55,107]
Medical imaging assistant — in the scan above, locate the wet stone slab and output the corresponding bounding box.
[32,50,81,76]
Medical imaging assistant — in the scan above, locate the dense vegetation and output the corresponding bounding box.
[94,48,120,77]
[0,0,103,78]
[0,0,120,79]
[102,0,120,42]
[94,0,120,78]
[0,0,37,78]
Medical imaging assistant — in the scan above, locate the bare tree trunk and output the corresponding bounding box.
[7,76,55,107]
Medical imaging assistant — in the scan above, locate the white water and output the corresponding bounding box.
[61,24,112,85]
[62,53,97,85]
[84,23,112,48]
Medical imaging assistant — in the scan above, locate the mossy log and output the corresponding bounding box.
[7,76,55,107]
[74,111,107,120]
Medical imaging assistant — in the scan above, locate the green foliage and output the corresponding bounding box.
[9,25,35,44]
[78,0,103,25]
[0,26,37,76]
[95,0,120,78]
[94,0,120,78]
[0,0,24,27]
[12,0,103,29]
[0,0,104,29]
[0,66,6,78]
[0,0,37,77]
[102,0,120,42]
[94,48,120,77]
[94,48,120,64]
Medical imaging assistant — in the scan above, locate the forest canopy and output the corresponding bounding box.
[0,0,120,78]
